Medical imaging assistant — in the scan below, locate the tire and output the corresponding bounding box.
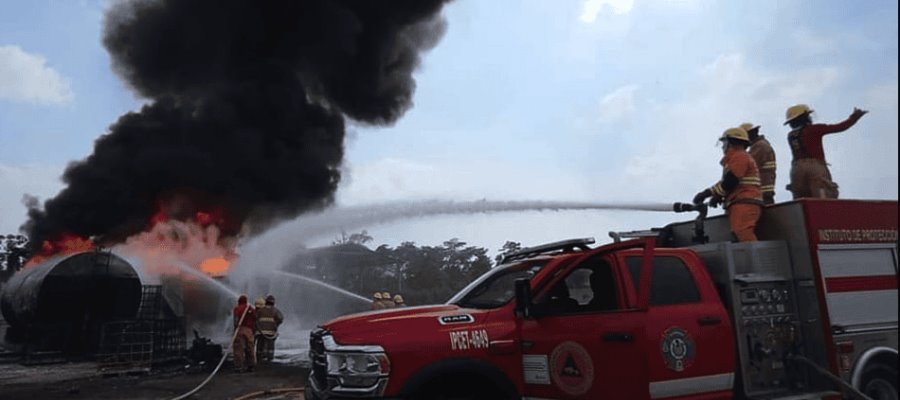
[410,378,507,400]
[411,387,491,400]
[861,365,898,400]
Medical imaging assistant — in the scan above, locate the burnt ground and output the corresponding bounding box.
[0,360,308,400]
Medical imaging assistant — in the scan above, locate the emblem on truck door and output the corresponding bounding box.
[661,327,695,372]
[439,314,474,325]
[549,341,594,396]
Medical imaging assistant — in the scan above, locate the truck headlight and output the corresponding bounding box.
[327,352,390,375]
[326,352,391,387]
[318,334,391,390]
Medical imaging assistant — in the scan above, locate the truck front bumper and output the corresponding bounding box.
[306,370,394,400]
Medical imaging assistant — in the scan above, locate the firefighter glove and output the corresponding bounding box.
[709,196,722,208]
[693,189,712,205]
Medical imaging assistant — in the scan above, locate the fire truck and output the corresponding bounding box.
[306,199,898,400]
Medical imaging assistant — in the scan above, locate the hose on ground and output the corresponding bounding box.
[169,304,250,400]
[232,387,305,400]
[786,354,873,400]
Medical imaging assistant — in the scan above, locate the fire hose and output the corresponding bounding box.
[786,354,873,400]
[232,387,305,400]
[169,303,250,400]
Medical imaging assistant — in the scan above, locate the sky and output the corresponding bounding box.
[1,0,897,258]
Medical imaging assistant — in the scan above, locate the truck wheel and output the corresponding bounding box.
[861,365,898,400]
[409,376,510,400]
[411,387,495,400]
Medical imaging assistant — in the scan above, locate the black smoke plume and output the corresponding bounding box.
[24,0,451,251]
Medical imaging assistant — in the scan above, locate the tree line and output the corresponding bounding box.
[309,231,524,306]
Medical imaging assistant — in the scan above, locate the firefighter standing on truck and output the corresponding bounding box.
[741,122,777,205]
[693,127,764,242]
[232,294,257,373]
[382,292,395,309]
[784,104,868,199]
[371,292,385,310]
[256,294,284,363]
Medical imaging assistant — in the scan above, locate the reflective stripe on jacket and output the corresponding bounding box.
[749,136,776,194]
[256,306,283,336]
[711,148,763,208]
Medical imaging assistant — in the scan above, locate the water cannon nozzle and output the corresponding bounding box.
[674,202,695,213]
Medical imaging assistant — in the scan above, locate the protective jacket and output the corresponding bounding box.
[233,303,257,330]
[711,148,763,208]
[787,112,864,161]
[257,306,284,339]
[749,135,776,199]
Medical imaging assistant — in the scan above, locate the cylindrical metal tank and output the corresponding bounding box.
[1,251,142,351]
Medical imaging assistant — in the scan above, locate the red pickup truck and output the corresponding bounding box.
[306,199,898,400]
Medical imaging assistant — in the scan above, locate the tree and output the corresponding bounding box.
[332,230,373,246]
[495,241,523,264]
[374,239,492,305]
[1,234,30,283]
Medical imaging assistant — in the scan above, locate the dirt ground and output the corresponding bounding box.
[0,360,308,400]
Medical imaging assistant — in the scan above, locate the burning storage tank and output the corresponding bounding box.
[1,251,143,353]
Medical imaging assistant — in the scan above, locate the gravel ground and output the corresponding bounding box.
[0,359,308,400]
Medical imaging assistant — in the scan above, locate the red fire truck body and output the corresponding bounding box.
[307,199,898,400]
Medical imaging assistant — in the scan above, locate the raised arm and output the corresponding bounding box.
[817,107,868,135]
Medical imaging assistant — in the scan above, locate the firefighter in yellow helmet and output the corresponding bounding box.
[371,292,385,310]
[740,122,776,205]
[393,294,406,307]
[784,104,867,199]
[382,292,396,309]
[693,127,764,242]
[256,294,284,363]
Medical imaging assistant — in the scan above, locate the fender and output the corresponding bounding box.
[850,346,898,389]
[399,357,519,399]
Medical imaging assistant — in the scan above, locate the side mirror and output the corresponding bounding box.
[514,278,532,318]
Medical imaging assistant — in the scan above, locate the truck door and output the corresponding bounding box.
[520,253,648,399]
[621,251,735,400]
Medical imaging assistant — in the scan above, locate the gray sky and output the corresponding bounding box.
[1,0,897,255]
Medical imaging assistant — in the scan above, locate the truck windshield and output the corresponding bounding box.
[448,262,546,309]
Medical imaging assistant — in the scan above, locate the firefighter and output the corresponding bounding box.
[784,104,868,199]
[256,294,284,363]
[371,292,385,310]
[232,294,257,372]
[252,297,266,363]
[693,127,764,242]
[382,292,396,309]
[741,122,777,205]
[393,294,406,307]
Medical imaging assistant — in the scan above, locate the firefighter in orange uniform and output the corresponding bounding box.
[693,127,764,242]
[741,122,777,205]
[232,294,257,372]
[784,104,867,199]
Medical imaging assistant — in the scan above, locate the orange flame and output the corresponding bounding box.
[25,233,96,268]
[199,257,231,277]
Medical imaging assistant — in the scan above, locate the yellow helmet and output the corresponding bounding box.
[255,297,266,307]
[393,294,404,304]
[382,292,391,299]
[739,122,759,133]
[373,292,383,300]
[784,104,813,125]
[720,127,749,143]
